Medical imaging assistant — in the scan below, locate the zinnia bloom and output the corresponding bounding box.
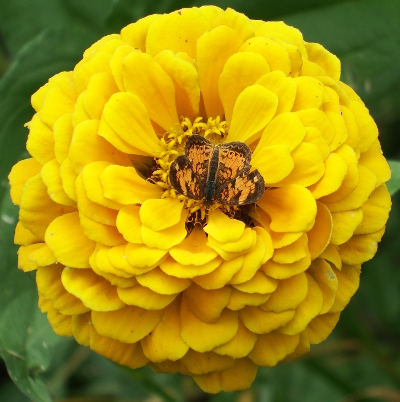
[8,6,391,393]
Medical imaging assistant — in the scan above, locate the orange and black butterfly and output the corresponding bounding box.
[169,135,265,206]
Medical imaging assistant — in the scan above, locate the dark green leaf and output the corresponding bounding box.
[387,160,400,195]
[0,25,98,202]
[0,189,65,402]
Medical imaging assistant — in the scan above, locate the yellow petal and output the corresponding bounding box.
[251,209,303,249]
[233,271,278,294]
[213,320,257,358]
[38,296,73,337]
[274,142,324,187]
[160,256,223,279]
[72,313,91,346]
[308,312,341,345]
[192,257,244,290]
[75,175,118,225]
[60,158,78,201]
[125,242,168,269]
[241,37,291,76]
[354,184,391,235]
[141,298,189,362]
[208,228,255,253]
[253,112,305,154]
[358,142,391,187]
[261,272,308,313]
[41,159,76,207]
[308,153,348,199]
[212,7,254,41]
[72,92,90,127]
[18,244,41,272]
[101,165,162,205]
[83,72,118,120]
[137,267,191,295]
[349,100,378,153]
[303,126,330,160]
[14,222,41,246]
[68,119,131,174]
[81,161,122,210]
[227,289,270,310]
[338,228,385,265]
[27,243,56,267]
[278,274,323,335]
[92,305,163,343]
[90,327,148,369]
[326,111,348,151]
[196,25,242,118]
[273,233,308,264]
[341,105,360,148]
[79,213,125,246]
[53,113,73,164]
[123,52,179,131]
[198,5,223,23]
[62,267,125,311]
[121,15,161,52]
[117,284,177,310]
[307,202,332,260]
[185,283,232,323]
[219,52,270,123]
[291,77,324,111]
[140,197,183,231]
[170,224,218,265]
[261,252,311,280]
[180,294,238,352]
[296,109,334,145]
[322,145,359,204]
[227,85,278,144]
[37,265,90,315]
[116,205,143,244]
[20,174,75,238]
[180,349,234,375]
[39,85,75,128]
[305,42,341,81]
[309,258,338,314]
[258,185,317,232]
[330,208,364,245]
[249,331,300,366]
[154,50,200,117]
[230,234,269,284]
[256,70,297,115]
[45,212,95,268]
[141,209,189,250]
[146,8,210,59]
[240,306,295,334]
[329,265,360,313]
[284,330,310,361]
[102,92,163,156]
[320,245,342,270]
[193,358,258,394]
[251,145,294,184]
[204,209,245,243]
[8,158,42,205]
[324,165,377,213]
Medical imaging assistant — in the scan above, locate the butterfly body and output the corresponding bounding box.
[169,135,265,206]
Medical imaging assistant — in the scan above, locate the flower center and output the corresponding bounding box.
[149,116,257,228]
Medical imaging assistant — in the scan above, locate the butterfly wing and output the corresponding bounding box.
[215,166,265,206]
[216,142,252,186]
[184,135,214,184]
[169,155,204,200]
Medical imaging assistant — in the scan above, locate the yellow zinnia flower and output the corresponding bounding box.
[8,6,392,393]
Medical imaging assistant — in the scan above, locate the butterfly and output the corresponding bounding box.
[169,135,265,206]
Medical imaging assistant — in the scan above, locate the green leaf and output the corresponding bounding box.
[0,25,98,202]
[0,189,65,402]
[284,0,400,124]
[0,0,113,56]
[386,160,400,195]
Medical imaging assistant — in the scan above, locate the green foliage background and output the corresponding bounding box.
[1,1,400,401]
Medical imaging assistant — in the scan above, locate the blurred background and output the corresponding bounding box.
[0,1,400,401]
